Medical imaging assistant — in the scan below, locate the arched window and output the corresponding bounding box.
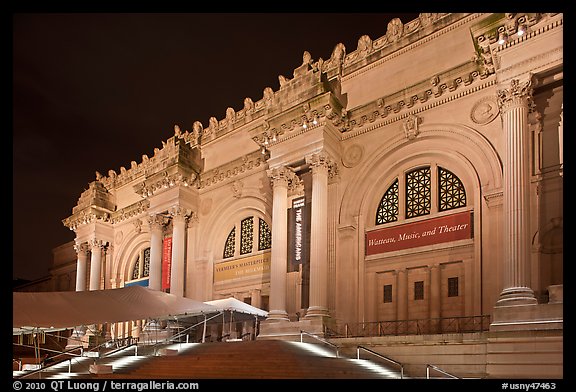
[376,179,399,225]
[438,167,467,211]
[376,166,467,225]
[130,247,150,280]
[406,167,432,218]
[223,216,272,259]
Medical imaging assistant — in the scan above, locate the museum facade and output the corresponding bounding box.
[45,13,563,378]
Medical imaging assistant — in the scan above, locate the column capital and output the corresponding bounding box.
[169,205,191,222]
[73,241,89,255]
[88,238,106,250]
[306,151,339,180]
[147,213,168,231]
[497,77,533,113]
[267,166,299,189]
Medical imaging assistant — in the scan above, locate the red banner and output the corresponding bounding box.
[162,237,173,290]
[366,211,472,256]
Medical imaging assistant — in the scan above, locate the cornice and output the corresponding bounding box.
[64,199,151,231]
[198,150,269,190]
[341,13,479,82]
[342,64,497,140]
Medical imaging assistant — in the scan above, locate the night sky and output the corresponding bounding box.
[13,12,420,281]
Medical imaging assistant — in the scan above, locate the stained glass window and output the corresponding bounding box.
[258,218,272,250]
[240,217,254,255]
[223,227,235,259]
[376,179,399,225]
[439,167,466,211]
[406,167,431,218]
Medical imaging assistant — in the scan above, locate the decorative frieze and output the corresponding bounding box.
[135,171,198,199]
[109,200,150,224]
[198,150,268,190]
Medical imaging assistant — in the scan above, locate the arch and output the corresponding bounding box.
[111,230,151,286]
[200,192,272,262]
[340,123,502,227]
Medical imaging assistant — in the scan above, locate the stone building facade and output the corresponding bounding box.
[55,13,562,378]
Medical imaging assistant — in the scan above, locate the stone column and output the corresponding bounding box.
[266,167,291,321]
[89,239,105,291]
[74,241,89,292]
[147,214,165,291]
[305,152,331,319]
[169,206,189,297]
[495,78,537,306]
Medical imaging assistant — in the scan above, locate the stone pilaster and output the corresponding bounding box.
[495,78,537,307]
[430,264,441,333]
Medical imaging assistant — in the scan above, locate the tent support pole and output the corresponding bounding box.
[202,314,207,343]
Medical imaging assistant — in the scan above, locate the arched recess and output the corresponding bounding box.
[111,230,151,287]
[337,122,503,322]
[200,190,272,262]
[340,123,502,226]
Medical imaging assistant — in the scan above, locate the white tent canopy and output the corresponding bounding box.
[204,297,268,318]
[13,285,219,333]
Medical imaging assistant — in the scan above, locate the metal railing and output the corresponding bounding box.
[300,330,340,358]
[357,346,404,379]
[339,315,490,338]
[426,364,459,379]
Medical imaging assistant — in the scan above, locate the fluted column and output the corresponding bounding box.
[305,152,331,318]
[147,214,165,291]
[74,241,89,292]
[496,78,537,306]
[266,167,291,321]
[89,239,105,291]
[169,206,189,297]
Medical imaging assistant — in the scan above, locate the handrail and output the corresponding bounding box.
[357,345,404,379]
[299,330,339,358]
[150,312,223,351]
[426,364,459,379]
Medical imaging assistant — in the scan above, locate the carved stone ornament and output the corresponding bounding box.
[470,96,500,125]
[232,180,244,199]
[496,78,533,112]
[403,114,421,140]
[386,18,404,43]
[342,144,364,168]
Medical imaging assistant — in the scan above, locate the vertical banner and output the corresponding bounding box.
[289,197,308,270]
[161,237,173,291]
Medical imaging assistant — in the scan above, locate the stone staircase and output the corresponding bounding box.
[92,340,402,379]
[15,340,404,379]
